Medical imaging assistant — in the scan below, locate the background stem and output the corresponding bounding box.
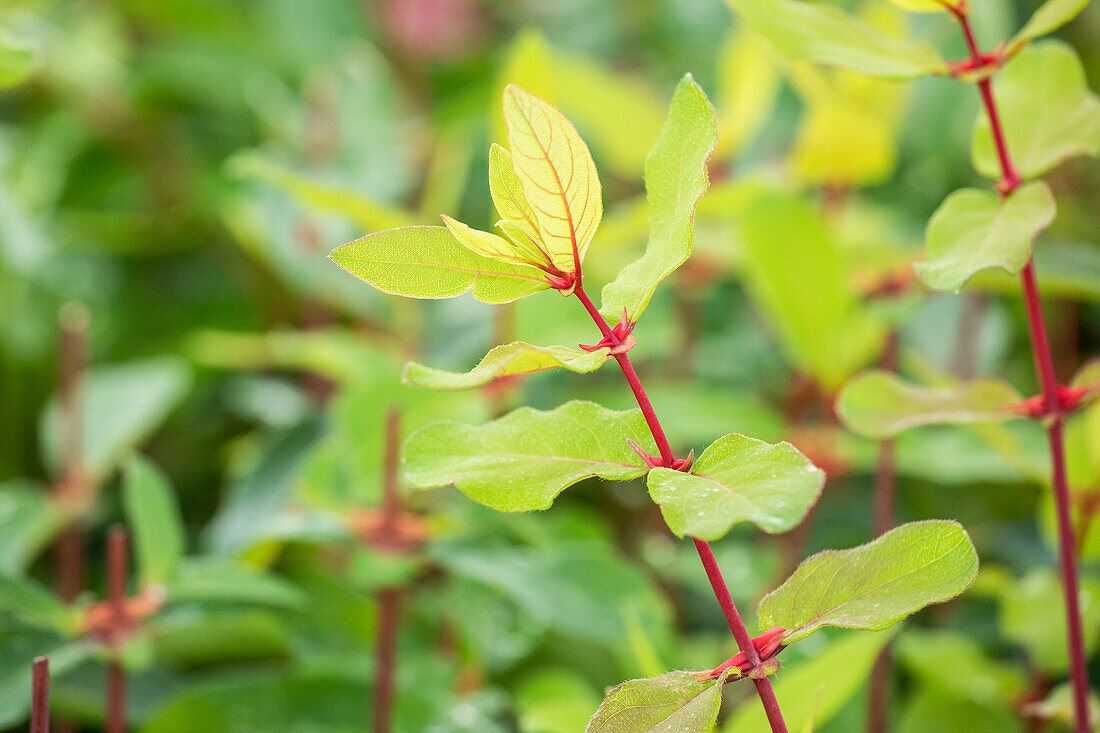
[106,527,128,733]
[31,657,49,733]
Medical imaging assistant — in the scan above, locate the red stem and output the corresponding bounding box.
[106,527,127,733]
[572,283,788,733]
[55,304,89,603]
[953,11,1089,732]
[31,657,49,733]
[373,410,403,733]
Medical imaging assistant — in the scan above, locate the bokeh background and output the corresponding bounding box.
[2,0,1100,730]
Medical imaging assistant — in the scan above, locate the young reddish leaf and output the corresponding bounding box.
[330,225,549,304]
[837,371,1024,440]
[599,74,719,323]
[917,182,1056,292]
[585,670,729,733]
[403,341,611,391]
[973,42,1100,180]
[758,520,979,643]
[725,0,949,79]
[647,433,824,540]
[503,85,603,273]
[403,401,656,512]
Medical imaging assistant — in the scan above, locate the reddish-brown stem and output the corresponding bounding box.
[373,589,402,733]
[106,527,128,733]
[55,304,90,603]
[373,410,404,733]
[868,331,899,733]
[952,11,1089,732]
[32,657,49,733]
[572,282,788,733]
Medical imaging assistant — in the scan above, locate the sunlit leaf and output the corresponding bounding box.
[916,182,1056,291]
[586,670,728,733]
[39,357,192,482]
[403,401,655,511]
[973,42,1100,180]
[723,630,896,733]
[716,27,781,158]
[837,371,1024,439]
[493,30,666,178]
[403,341,610,391]
[503,85,603,273]
[122,455,185,588]
[738,191,884,390]
[330,226,549,304]
[599,75,718,323]
[1010,0,1092,55]
[759,521,979,642]
[647,433,824,540]
[725,0,948,79]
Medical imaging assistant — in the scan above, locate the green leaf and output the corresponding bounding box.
[898,689,1024,733]
[599,74,718,323]
[403,341,610,391]
[738,191,884,390]
[488,143,554,266]
[722,630,896,733]
[1000,569,1100,674]
[226,151,414,232]
[973,41,1100,180]
[586,670,728,733]
[916,182,1056,292]
[0,638,95,728]
[1024,683,1100,729]
[503,84,603,273]
[0,481,66,575]
[403,401,656,511]
[725,0,948,79]
[166,557,306,609]
[122,455,185,587]
[330,226,549,304]
[837,371,1024,439]
[441,214,543,267]
[39,357,192,482]
[647,433,824,540]
[516,669,602,733]
[888,0,954,12]
[1010,0,1091,55]
[895,630,1028,706]
[758,520,979,643]
[0,574,78,633]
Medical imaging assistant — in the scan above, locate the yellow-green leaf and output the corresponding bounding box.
[503,85,603,273]
[716,27,782,158]
[972,42,1100,180]
[330,226,549,304]
[837,371,1025,439]
[488,143,553,266]
[599,74,719,322]
[725,0,949,79]
[403,341,610,391]
[888,0,954,13]
[441,214,539,266]
[917,182,1056,292]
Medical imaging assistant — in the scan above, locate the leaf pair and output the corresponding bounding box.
[403,401,824,542]
[586,521,978,732]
